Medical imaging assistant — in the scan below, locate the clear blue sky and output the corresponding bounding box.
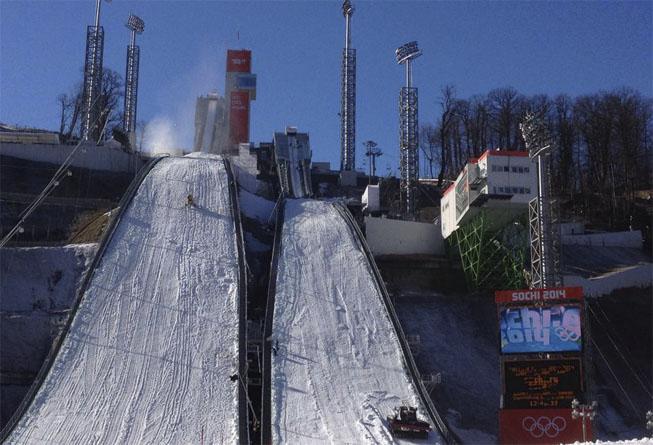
[1,0,651,175]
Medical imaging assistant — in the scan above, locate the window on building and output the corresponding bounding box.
[512,166,518,173]
[518,167,524,173]
[519,187,525,194]
[525,187,531,194]
[524,167,530,173]
[512,187,518,194]
[504,166,509,172]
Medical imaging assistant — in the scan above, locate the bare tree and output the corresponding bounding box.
[420,124,438,179]
[57,68,123,143]
[436,85,458,186]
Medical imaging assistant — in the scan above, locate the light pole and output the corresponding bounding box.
[123,13,145,149]
[571,399,597,442]
[81,0,111,143]
[340,0,356,172]
[395,41,421,219]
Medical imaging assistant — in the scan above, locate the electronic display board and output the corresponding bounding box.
[499,408,590,444]
[503,358,582,409]
[499,305,582,354]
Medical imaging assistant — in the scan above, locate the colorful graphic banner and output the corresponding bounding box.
[499,305,582,354]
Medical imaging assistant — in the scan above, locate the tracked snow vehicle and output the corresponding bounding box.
[387,406,431,439]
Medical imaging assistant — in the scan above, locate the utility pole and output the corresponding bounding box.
[123,14,145,150]
[364,140,382,184]
[340,0,356,172]
[395,41,421,219]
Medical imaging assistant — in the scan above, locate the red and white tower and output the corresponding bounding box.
[225,50,257,154]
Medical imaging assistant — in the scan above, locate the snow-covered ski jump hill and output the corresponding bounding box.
[3,155,248,444]
[264,199,450,444]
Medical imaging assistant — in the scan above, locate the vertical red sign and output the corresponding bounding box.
[499,408,591,444]
[226,50,251,73]
[229,91,249,144]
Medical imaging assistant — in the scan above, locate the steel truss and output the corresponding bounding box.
[453,211,527,291]
[123,45,140,134]
[81,25,104,142]
[399,86,418,218]
[340,49,356,171]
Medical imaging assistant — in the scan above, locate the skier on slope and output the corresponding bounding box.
[186,194,195,207]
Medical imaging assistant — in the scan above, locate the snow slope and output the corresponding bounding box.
[5,156,245,444]
[270,199,443,444]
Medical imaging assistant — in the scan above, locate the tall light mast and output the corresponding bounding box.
[81,0,110,143]
[520,113,561,288]
[396,41,421,218]
[340,0,356,172]
[123,14,145,148]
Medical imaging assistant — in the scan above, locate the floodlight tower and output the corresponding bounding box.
[340,0,356,172]
[364,140,382,183]
[81,0,110,143]
[395,41,421,218]
[123,14,144,148]
[520,113,561,288]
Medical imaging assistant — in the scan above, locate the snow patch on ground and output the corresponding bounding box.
[6,156,242,444]
[271,199,443,444]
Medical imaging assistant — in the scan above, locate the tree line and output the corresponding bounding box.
[422,86,652,231]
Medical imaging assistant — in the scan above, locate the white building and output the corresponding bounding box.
[193,91,228,154]
[441,149,537,239]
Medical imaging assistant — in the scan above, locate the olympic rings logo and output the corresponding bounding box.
[522,416,567,438]
[555,325,580,342]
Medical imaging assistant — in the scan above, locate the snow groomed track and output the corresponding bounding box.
[3,155,248,444]
[263,199,452,444]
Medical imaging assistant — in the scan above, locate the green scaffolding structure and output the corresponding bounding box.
[452,210,528,291]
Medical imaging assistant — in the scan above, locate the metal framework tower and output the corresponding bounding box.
[363,140,382,183]
[520,113,561,288]
[81,0,108,143]
[123,14,144,147]
[340,0,356,172]
[396,41,421,218]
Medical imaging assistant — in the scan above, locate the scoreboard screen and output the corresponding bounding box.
[503,358,582,409]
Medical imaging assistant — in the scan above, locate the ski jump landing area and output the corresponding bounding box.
[3,155,248,444]
[263,199,450,444]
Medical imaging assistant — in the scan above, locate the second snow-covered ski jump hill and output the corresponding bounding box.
[264,199,449,444]
[3,155,248,444]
